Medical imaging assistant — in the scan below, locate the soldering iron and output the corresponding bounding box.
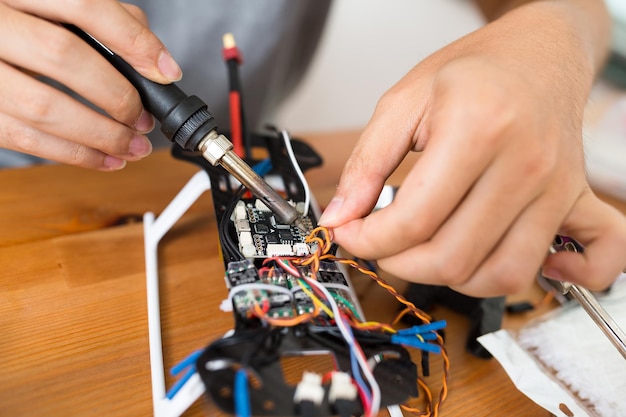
[65,25,306,232]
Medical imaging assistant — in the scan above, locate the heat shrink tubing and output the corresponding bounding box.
[65,25,304,230]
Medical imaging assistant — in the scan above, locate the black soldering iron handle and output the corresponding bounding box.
[64,24,217,151]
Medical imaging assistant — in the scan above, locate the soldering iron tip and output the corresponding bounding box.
[294,217,309,234]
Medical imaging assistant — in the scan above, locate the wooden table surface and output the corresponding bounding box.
[2,131,623,416]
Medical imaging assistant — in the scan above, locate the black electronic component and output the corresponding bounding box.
[200,179,419,415]
[225,260,258,287]
[506,301,536,314]
[254,224,270,234]
[317,262,349,286]
[265,234,280,245]
[278,230,295,242]
[228,199,310,259]
[156,70,426,413]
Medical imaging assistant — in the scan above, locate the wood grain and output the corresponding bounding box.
[4,130,614,416]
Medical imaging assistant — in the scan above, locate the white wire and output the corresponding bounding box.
[228,283,293,303]
[304,277,381,417]
[289,283,350,294]
[387,404,404,417]
[280,129,311,217]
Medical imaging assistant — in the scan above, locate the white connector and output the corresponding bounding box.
[328,372,357,403]
[293,372,324,406]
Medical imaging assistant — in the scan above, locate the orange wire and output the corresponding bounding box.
[252,302,318,327]
[401,377,433,416]
[274,226,450,416]
[301,226,449,416]
[535,290,555,309]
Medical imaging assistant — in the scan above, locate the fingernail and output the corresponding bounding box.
[541,267,562,282]
[318,196,344,226]
[103,155,127,170]
[129,135,153,158]
[158,50,182,81]
[135,109,154,133]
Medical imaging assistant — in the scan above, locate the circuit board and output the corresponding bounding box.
[172,131,422,417]
[231,199,313,259]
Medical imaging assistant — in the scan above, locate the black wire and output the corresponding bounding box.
[309,325,392,345]
[219,185,247,261]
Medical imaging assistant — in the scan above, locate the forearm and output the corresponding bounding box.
[473,0,612,74]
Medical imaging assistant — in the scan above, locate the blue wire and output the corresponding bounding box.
[165,156,270,403]
[349,344,371,401]
[234,368,251,417]
[252,158,272,176]
[391,335,442,354]
[342,316,372,403]
[166,349,203,400]
[166,367,197,400]
[396,320,447,336]
[417,332,438,341]
[170,349,202,376]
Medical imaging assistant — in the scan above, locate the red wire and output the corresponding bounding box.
[229,90,244,158]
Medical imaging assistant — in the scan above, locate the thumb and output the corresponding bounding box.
[542,190,626,291]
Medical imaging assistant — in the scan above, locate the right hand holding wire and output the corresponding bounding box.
[0,0,182,170]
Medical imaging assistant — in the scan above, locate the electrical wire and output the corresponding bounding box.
[234,368,251,417]
[296,226,450,417]
[303,273,381,417]
[222,208,449,416]
[219,185,246,261]
[166,349,203,400]
[280,129,311,216]
[229,282,293,301]
[273,247,380,414]
[222,33,248,159]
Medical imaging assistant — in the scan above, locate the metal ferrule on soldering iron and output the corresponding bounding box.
[197,130,305,228]
[65,25,305,230]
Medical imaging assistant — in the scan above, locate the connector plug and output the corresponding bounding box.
[329,372,358,417]
[294,372,324,417]
[328,372,357,403]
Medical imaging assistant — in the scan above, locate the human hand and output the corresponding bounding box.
[318,2,626,297]
[0,0,182,170]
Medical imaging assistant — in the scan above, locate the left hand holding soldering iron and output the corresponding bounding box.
[318,1,626,297]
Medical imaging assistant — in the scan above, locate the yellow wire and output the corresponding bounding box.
[353,321,397,334]
[297,279,334,318]
[270,226,450,416]
[300,226,450,416]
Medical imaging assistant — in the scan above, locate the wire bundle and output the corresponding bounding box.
[169,33,450,414]
[236,226,450,417]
